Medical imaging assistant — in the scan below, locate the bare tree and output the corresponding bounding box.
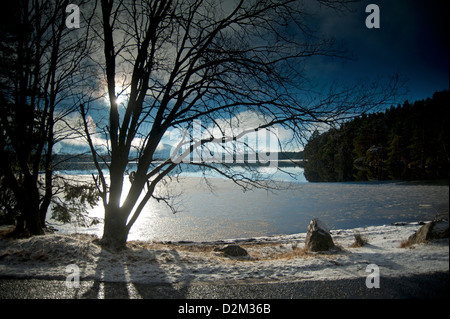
[82,0,400,251]
[0,0,95,235]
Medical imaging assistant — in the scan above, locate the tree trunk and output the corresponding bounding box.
[101,205,129,252]
[12,178,44,236]
[12,198,43,236]
[23,179,44,235]
[40,121,55,227]
[24,202,44,236]
[12,215,25,237]
[100,143,131,251]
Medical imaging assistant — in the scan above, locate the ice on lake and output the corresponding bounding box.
[50,168,449,242]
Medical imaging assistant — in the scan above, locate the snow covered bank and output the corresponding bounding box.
[0,223,448,285]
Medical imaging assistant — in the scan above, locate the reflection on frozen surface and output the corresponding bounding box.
[51,167,449,242]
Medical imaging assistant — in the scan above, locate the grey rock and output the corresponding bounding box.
[407,219,449,245]
[305,219,336,252]
[214,244,249,257]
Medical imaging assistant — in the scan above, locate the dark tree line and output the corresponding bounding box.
[303,91,449,182]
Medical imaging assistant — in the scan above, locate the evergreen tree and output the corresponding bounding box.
[303,91,449,182]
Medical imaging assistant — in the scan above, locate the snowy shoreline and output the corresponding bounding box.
[0,222,448,285]
[47,176,450,243]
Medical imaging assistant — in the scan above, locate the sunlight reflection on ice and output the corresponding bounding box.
[50,168,449,243]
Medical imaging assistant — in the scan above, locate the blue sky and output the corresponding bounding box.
[308,0,448,102]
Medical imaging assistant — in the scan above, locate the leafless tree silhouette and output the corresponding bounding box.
[0,0,94,235]
[80,0,401,250]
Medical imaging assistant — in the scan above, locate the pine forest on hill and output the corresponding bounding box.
[303,91,449,182]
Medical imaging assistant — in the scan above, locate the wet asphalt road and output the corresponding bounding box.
[0,271,448,299]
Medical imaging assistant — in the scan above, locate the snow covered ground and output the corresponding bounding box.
[0,222,448,285]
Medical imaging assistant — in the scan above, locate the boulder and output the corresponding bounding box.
[305,219,336,252]
[407,219,449,245]
[214,244,249,257]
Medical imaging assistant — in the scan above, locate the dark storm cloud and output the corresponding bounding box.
[308,0,449,102]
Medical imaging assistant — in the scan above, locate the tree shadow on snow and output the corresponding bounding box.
[79,245,191,299]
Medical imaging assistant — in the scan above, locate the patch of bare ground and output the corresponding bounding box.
[125,239,316,262]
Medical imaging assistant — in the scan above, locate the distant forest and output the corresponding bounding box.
[303,91,449,182]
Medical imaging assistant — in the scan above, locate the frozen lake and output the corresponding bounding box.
[51,168,449,242]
